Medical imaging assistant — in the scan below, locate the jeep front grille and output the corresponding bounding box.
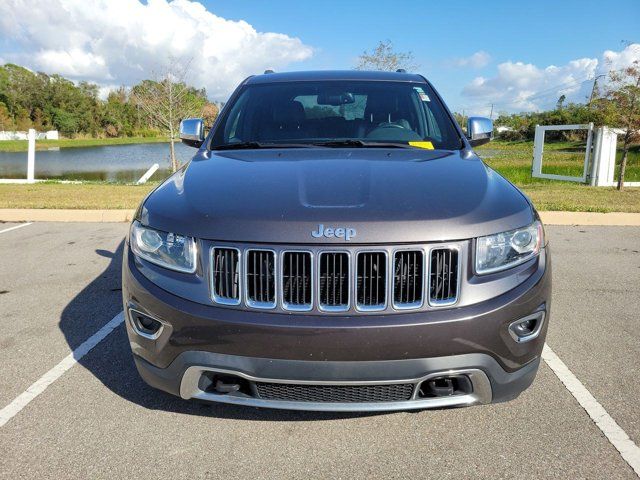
[209,244,461,312]
[429,247,459,306]
[319,252,349,311]
[393,250,424,309]
[212,248,241,305]
[245,250,276,308]
[356,251,386,310]
[282,251,312,310]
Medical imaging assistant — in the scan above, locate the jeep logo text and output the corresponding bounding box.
[311,224,357,241]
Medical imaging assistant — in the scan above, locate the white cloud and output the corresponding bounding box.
[460,43,640,114]
[448,51,491,69]
[0,0,313,101]
[602,43,640,72]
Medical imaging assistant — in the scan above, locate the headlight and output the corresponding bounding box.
[130,221,197,273]
[475,221,543,274]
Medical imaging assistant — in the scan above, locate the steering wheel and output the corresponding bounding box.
[376,122,407,129]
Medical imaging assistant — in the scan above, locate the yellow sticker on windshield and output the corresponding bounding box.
[408,141,434,149]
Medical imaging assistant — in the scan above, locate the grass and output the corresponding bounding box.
[0,136,169,152]
[519,183,640,212]
[476,140,640,184]
[0,140,639,212]
[474,140,640,212]
[0,182,158,209]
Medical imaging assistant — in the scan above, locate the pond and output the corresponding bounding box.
[0,142,196,182]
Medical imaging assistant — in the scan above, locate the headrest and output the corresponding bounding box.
[272,101,305,124]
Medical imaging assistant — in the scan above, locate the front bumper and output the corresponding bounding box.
[123,244,551,411]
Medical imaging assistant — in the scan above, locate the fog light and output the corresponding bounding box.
[509,312,545,343]
[129,309,163,339]
[513,319,536,335]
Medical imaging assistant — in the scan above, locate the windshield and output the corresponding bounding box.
[211,80,462,150]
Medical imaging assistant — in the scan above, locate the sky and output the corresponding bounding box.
[0,0,639,116]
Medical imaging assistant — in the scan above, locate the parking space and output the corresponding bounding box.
[545,227,640,446]
[0,222,639,479]
[0,222,31,234]
[0,222,126,406]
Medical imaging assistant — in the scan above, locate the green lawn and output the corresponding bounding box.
[0,136,169,152]
[476,140,640,184]
[0,182,158,209]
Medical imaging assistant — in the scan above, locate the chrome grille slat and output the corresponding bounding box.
[319,252,349,311]
[429,247,459,306]
[356,251,386,311]
[282,251,312,311]
[245,249,276,308]
[393,250,424,309]
[211,248,240,305]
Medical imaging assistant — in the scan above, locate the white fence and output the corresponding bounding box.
[532,124,639,188]
[0,130,59,141]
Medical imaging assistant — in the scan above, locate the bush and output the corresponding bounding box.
[104,124,118,137]
[493,103,609,142]
[132,128,163,138]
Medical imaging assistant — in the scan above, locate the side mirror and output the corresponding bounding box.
[179,118,205,148]
[467,117,493,147]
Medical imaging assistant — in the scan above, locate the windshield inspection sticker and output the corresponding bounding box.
[408,141,434,149]
[413,86,430,102]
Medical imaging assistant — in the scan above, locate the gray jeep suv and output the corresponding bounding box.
[123,70,551,412]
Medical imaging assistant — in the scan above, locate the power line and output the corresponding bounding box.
[460,75,596,113]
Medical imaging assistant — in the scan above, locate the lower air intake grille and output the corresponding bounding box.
[246,250,276,308]
[393,251,424,308]
[356,252,386,310]
[319,252,349,310]
[429,248,459,305]
[255,382,414,403]
[212,248,240,304]
[282,251,312,310]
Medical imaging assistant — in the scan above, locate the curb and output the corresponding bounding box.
[0,209,136,223]
[0,209,639,226]
[538,211,640,226]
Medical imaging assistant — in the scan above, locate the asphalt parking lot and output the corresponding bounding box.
[0,221,639,479]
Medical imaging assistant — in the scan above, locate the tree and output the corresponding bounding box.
[355,40,418,72]
[602,60,640,190]
[452,112,468,133]
[201,102,220,127]
[0,102,14,131]
[131,61,207,172]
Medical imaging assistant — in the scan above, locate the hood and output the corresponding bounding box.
[139,148,534,244]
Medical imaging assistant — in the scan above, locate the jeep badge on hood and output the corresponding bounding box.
[311,224,357,241]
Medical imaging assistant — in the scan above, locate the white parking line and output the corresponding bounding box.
[0,312,124,428]
[543,344,640,476]
[0,222,33,234]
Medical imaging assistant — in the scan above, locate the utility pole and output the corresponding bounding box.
[589,74,606,105]
[489,104,494,119]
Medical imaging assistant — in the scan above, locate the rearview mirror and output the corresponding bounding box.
[467,117,493,147]
[179,118,205,148]
[317,92,355,106]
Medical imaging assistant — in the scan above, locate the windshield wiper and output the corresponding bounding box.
[213,142,313,150]
[313,140,413,148]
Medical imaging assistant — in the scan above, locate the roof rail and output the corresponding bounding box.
[396,69,407,73]
[263,69,275,74]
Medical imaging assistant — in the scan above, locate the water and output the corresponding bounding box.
[0,142,196,182]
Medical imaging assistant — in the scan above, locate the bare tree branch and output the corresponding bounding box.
[130,58,207,172]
